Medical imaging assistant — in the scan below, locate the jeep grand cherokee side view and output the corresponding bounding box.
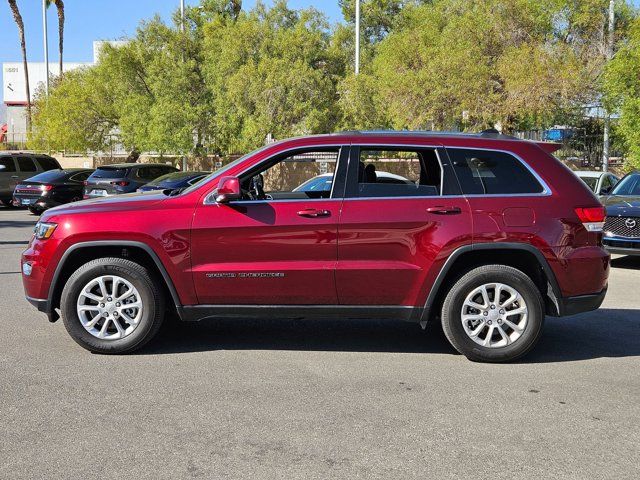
[21,131,609,362]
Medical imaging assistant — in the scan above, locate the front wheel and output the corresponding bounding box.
[441,265,544,363]
[61,257,165,354]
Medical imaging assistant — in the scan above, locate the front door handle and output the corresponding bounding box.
[297,208,331,218]
[426,206,462,215]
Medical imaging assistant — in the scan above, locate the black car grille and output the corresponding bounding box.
[604,216,640,238]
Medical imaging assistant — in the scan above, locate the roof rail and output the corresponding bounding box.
[333,129,521,140]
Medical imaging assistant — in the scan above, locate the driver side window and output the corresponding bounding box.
[239,148,339,201]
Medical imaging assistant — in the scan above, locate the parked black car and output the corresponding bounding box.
[84,163,178,199]
[602,171,640,255]
[137,171,209,193]
[0,152,61,207]
[12,168,94,215]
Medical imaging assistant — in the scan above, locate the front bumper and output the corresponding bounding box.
[603,237,640,255]
[558,288,607,316]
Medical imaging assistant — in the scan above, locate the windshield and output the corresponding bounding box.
[611,172,640,196]
[147,172,201,188]
[24,169,66,182]
[178,144,274,196]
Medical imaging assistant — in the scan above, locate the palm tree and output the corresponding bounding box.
[7,0,31,129]
[46,0,65,77]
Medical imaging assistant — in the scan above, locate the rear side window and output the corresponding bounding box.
[17,157,37,172]
[69,171,92,182]
[136,166,167,180]
[36,156,60,171]
[0,157,16,172]
[448,149,544,195]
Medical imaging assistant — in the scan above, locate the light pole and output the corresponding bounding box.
[603,0,615,173]
[42,0,49,95]
[355,0,360,75]
[180,0,187,170]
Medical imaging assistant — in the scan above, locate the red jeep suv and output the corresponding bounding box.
[21,131,609,362]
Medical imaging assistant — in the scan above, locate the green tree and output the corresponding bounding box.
[603,17,640,168]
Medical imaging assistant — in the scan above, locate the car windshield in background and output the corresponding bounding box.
[611,173,640,196]
[579,176,598,191]
[147,172,201,188]
[92,168,129,179]
[294,175,333,192]
[24,169,66,182]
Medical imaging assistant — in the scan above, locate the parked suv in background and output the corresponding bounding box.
[0,152,61,207]
[573,170,619,196]
[22,131,609,362]
[602,171,640,255]
[84,163,178,198]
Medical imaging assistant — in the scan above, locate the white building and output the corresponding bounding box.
[2,41,124,144]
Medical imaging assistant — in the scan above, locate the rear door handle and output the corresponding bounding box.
[297,208,331,218]
[426,206,462,215]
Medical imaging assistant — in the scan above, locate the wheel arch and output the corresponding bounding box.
[48,241,182,320]
[420,243,562,325]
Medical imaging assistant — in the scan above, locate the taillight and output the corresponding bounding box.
[40,185,54,192]
[110,181,130,187]
[575,206,605,232]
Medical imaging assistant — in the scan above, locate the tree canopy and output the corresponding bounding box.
[30,0,639,165]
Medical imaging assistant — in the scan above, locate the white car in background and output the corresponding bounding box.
[573,170,619,196]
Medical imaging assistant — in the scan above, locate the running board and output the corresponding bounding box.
[178,305,423,323]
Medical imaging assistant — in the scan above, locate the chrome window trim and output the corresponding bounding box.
[203,142,552,205]
[446,146,552,197]
[204,143,344,205]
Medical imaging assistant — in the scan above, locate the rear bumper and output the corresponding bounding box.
[25,295,59,322]
[558,288,607,317]
[603,237,640,256]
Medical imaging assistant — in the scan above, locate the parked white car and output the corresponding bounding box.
[573,170,619,196]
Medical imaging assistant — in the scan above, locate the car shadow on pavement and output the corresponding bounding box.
[611,255,640,270]
[139,308,640,362]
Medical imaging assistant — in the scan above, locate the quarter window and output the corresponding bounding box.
[36,157,60,171]
[353,148,442,198]
[448,149,544,195]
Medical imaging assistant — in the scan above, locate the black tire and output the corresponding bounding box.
[441,265,544,363]
[28,206,42,215]
[1,199,15,208]
[61,257,165,354]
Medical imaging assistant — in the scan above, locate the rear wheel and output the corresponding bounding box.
[441,265,544,363]
[28,206,42,215]
[61,257,165,354]
[1,199,15,208]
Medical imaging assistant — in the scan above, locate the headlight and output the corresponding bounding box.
[34,222,57,240]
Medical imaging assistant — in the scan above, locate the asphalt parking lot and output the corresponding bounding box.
[1,207,639,480]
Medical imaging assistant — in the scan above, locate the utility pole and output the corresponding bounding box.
[355,0,360,75]
[603,0,615,173]
[180,0,187,171]
[42,0,49,95]
[180,0,185,33]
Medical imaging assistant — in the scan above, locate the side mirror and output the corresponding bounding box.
[599,186,611,196]
[215,176,241,203]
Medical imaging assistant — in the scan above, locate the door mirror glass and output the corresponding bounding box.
[215,176,241,203]
[599,185,611,195]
